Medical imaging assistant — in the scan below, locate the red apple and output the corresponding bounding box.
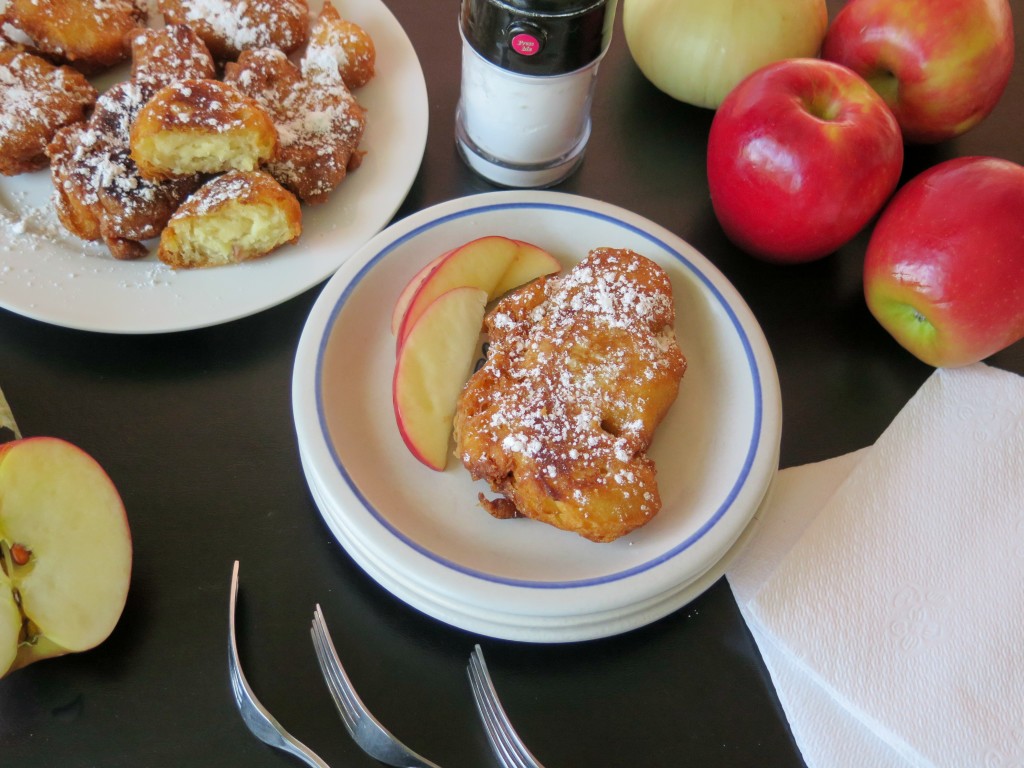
[0,437,132,677]
[707,58,904,264]
[490,240,561,299]
[390,249,453,336]
[393,237,560,344]
[822,0,1014,144]
[395,236,519,345]
[864,156,1024,368]
[393,286,489,470]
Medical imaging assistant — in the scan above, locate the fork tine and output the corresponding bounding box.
[469,653,527,768]
[468,645,545,768]
[310,610,360,734]
[468,653,526,768]
[310,604,442,768]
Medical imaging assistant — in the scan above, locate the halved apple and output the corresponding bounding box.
[492,239,562,298]
[0,437,132,677]
[393,286,489,470]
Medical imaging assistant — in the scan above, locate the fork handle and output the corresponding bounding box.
[279,736,332,768]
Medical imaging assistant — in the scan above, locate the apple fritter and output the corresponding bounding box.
[454,248,687,543]
[130,78,278,180]
[3,0,146,72]
[157,0,309,62]
[0,48,98,176]
[129,24,216,92]
[304,0,375,91]
[224,47,366,204]
[47,80,201,260]
[158,170,302,268]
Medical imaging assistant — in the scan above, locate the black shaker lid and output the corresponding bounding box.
[460,0,616,76]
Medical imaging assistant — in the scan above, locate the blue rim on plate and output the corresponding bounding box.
[306,195,777,590]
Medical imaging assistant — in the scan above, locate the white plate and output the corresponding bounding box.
[302,443,776,642]
[292,191,782,629]
[0,0,428,334]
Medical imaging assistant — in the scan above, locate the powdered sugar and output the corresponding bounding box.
[456,247,688,541]
[166,0,308,58]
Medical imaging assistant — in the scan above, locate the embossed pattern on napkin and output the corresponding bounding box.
[747,364,1024,768]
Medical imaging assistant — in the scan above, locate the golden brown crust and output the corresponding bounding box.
[47,80,201,259]
[454,248,687,543]
[157,0,309,62]
[305,0,375,91]
[129,78,278,181]
[129,24,216,92]
[4,0,146,72]
[0,49,98,176]
[157,169,302,268]
[224,47,366,204]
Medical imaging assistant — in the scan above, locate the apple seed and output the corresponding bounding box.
[10,544,30,566]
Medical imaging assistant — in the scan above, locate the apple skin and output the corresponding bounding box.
[390,249,453,337]
[707,58,904,264]
[393,237,560,344]
[0,436,132,677]
[393,286,489,470]
[864,156,1024,368]
[396,235,520,345]
[822,0,1014,144]
[491,240,561,299]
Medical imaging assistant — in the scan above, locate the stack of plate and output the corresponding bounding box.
[292,192,782,643]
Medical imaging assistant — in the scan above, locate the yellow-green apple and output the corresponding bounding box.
[707,58,903,263]
[864,156,1024,368]
[822,0,1014,144]
[623,0,829,109]
[393,286,488,470]
[394,236,560,343]
[0,437,131,677]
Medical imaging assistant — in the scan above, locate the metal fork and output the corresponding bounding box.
[228,561,331,768]
[310,604,443,768]
[467,645,547,768]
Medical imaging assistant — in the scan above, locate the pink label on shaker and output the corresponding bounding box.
[511,33,540,56]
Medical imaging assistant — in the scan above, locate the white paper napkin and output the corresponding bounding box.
[742,364,1024,768]
[728,450,911,768]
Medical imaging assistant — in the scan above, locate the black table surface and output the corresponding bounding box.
[2,2,1022,766]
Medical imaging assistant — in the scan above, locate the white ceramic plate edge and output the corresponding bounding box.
[0,0,428,333]
[292,191,782,619]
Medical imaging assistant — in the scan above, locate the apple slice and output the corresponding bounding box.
[0,437,132,677]
[395,236,520,344]
[491,239,562,299]
[393,286,488,470]
[390,249,454,336]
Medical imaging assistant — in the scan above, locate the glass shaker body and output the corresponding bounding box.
[455,0,616,188]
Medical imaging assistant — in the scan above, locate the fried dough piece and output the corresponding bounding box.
[130,79,277,181]
[454,248,687,543]
[47,80,201,259]
[224,48,366,204]
[4,0,146,72]
[0,33,20,54]
[0,48,97,175]
[157,0,309,62]
[158,169,302,268]
[129,24,216,91]
[304,0,375,91]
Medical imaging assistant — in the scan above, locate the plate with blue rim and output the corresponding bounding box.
[292,190,781,641]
